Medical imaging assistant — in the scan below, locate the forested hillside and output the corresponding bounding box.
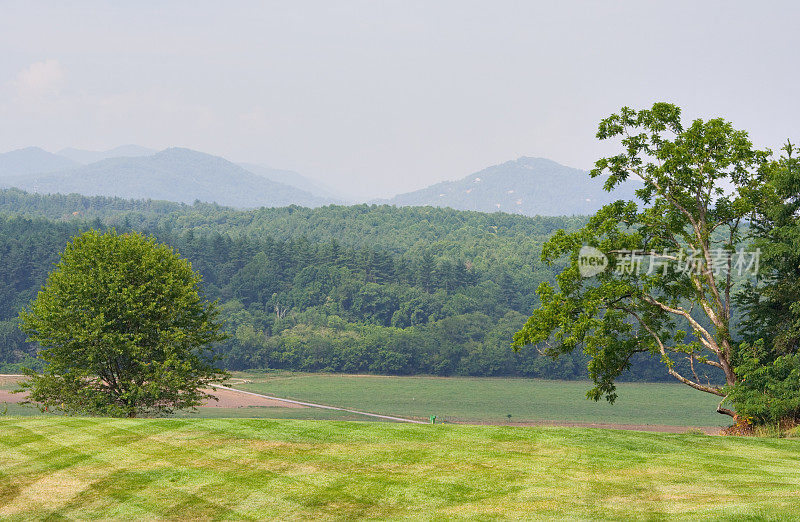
[0,189,674,380]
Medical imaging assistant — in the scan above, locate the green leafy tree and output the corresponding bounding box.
[731,142,800,425]
[513,103,770,418]
[19,229,227,417]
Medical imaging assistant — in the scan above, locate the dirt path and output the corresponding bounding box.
[0,390,25,403]
[201,386,305,408]
[213,385,428,424]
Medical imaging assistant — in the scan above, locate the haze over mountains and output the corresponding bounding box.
[0,147,81,176]
[56,145,157,164]
[0,146,640,215]
[238,162,345,203]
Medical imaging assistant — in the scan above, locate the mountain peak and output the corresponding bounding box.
[157,146,201,155]
[383,157,638,216]
[57,145,156,164]
[1,147,335,209]
[153,147,251,168]
[513,156,563,167]
[9,146,48,154]
[0,147,81,177]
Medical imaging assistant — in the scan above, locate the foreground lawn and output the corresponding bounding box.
[233,372,725,427]
[1,417,799,520]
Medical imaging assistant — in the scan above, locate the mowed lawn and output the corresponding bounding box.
[1,417,799,520]
[232,373,726,427]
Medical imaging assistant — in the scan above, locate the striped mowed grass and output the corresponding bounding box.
[1,417,799,520]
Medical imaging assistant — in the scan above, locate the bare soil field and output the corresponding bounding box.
[0,390,24,403]
[0,375,303,409]
[202,386,305,408]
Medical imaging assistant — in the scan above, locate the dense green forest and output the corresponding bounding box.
[0,189,690,380]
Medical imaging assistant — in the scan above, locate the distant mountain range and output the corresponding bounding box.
[238,162,345,202]
[0,146,639,215]
[379,157,640,216]
[0,147,336,208]
[56,145,157,164]
[0,147,81,176]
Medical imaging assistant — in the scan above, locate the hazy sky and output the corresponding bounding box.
[1,1,798,199]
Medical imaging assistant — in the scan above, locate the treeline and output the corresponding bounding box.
[0,191,677,380]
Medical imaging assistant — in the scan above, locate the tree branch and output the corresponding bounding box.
[623,307,725,397]
[640,295,719,355]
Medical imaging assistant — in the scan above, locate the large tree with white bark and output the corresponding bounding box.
[512,102,771,418]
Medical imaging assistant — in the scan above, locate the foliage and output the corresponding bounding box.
[0,190,728,381]
[732,142,800,425]
[727,341,800,426]
[512,103,770,413]
[0,204,593,379]
[18,230,227,417]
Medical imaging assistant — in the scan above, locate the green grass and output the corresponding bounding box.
[0,403,389,422]
[1,372,729,427]
[231,373,726,427]
[0,376,22,391]
[0,404,41,417]
[1,416,799,520]
[171,406,387,422]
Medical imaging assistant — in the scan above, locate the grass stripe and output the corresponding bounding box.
[1,417,799,520]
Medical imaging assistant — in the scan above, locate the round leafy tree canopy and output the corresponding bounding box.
[19,229,227,417]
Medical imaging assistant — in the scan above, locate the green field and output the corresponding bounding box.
[2,373,730,427]
[1,416,799,520]
[230,373,727,427]
[172,406,381,422]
